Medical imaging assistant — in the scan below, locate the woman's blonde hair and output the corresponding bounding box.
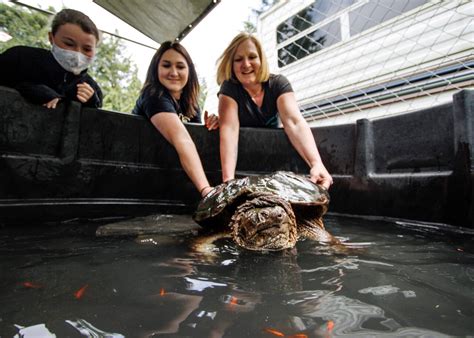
[216,33,270,85]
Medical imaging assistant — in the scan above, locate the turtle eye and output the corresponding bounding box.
[259,210,269,221]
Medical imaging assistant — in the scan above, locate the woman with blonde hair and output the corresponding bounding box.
[216,33,332,188]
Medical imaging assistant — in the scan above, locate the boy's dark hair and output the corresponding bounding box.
[51,9,100,42]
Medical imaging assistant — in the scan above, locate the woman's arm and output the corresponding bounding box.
[277,92,333,189]
[151,112,212,196]
[218,94,240,182]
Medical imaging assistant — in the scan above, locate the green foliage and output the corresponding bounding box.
[0,2,142,113]
[0,3,50,51]
[89,34,142,112]
[198,76,208,111]
[243,20,256,33]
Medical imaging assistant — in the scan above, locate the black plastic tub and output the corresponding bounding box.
[0,86,472,227]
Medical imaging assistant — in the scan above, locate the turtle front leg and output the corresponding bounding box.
[190,231,232,254]
[297,218,340,245]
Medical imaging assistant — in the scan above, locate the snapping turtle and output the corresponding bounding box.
[193,171,338,251]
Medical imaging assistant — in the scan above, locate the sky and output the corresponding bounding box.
[10,0,261,85]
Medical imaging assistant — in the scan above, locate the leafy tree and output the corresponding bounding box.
[0,3,50,51]
[89,34,142,113]
[0,2,142,113]
[198,76,208,111]
[243,20,256,34]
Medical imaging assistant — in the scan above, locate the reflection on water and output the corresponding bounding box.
[0,215,473,337]
[13,323,56,337]
[65,319,125,337]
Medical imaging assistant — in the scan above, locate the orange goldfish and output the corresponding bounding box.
[22,281,43,288]
[74,284,89,299]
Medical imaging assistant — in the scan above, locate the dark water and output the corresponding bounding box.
[0,215,473,337]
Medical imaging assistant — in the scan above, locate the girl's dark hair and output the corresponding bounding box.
[141,41,200,118]
[51,9,100,42]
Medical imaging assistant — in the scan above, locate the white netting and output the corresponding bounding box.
[212,0,474,127]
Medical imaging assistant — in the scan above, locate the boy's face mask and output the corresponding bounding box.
[51,44,94,75]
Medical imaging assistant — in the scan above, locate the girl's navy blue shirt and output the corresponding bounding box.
[132,88,201,123]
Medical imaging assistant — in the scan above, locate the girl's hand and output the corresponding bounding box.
[200,186,214,197]
[204,110,219,130]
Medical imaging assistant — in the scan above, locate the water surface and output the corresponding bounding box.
[0,215,473,337]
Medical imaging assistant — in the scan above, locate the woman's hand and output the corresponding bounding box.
[309,162,333,189]
[204,110,219,130]
[43,97,60,109]
[76,82,95,103]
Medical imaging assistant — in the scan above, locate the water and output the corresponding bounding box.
[0,215,473,337]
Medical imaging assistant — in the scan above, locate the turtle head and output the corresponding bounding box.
[230,193,297,251]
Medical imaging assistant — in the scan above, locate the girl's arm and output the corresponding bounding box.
[151,112,212,196]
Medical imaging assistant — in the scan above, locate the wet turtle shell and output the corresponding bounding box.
[193,171,334,251]
[194,171,329,226]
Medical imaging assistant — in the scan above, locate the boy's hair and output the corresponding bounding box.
[51,9,100,42]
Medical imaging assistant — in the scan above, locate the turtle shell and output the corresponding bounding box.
[193,171,329,229]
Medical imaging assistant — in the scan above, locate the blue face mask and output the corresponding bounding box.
[51,44,93,75]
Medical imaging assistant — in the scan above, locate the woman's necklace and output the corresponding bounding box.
[172,95,190,122]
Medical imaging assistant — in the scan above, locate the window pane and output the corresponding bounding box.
[277,0,355,43]
[349,0,428,36]
[278,19,341,67]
